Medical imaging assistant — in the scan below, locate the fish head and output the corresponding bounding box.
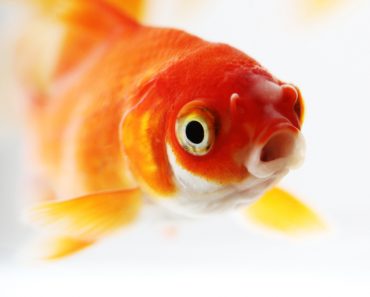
[121,44,305,215]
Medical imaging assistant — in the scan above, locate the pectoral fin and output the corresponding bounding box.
[245,187,325,235]
[30,188,142,241]
[34,236,95,260]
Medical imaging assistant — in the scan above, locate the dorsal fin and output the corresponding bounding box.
[31,0,145,21]
[18,0,144,96]
[51,1,140,80]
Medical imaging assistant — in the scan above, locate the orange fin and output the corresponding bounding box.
[18,0,142,95]
[49,0,140,79]
[29,189,142,241]
[35,236,95,260]
[245,187,325,235]
[105,0,146,20]
[28,0,146,21]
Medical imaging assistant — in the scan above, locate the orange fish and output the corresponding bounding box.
[18,0,323,259]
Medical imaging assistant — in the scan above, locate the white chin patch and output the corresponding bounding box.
[166,144,223,194]
[161,144,285,217]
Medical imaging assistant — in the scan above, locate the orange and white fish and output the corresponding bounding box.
[18,0,323,259]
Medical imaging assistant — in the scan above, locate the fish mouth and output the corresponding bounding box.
[247,130,305,179]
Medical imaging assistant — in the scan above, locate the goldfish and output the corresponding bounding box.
[17,0,323,259]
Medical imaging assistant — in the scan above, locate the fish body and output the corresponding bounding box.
[19,0,321,259]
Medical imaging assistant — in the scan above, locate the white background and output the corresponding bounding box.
[0,0,369,296]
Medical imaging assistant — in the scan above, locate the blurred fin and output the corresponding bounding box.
[36,236,95,260]
[245,187,325,235]
[29,189,142,241]
[26,0,146,21]
[17,0,143,97]
[298,0,345,20]
[105,0,146,20]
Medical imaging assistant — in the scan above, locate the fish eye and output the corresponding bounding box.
[176,108,215,156]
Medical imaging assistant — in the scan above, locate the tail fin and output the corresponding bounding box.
[17,0,145,98]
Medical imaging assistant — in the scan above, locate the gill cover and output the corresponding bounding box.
[121,80,176,196]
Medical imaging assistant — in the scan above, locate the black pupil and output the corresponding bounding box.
[185,121,204,144]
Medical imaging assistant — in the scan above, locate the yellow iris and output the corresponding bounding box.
[175,107,215,156]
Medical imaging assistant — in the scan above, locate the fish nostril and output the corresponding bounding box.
[260,132,296,163]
